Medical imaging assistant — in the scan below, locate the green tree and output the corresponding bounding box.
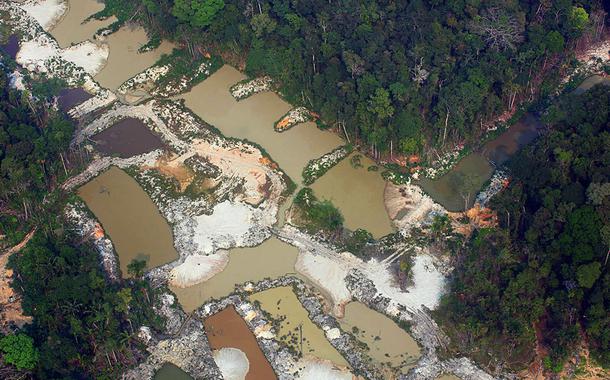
[172,0,225,28]
[0,333,39,370]
[576,262,601,288]
[127,258,147,278]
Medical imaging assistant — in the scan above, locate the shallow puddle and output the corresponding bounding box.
[57,88,93,112]
[1,34,19,59]
[178,65,343,181]
[436,375,461,380]
[171,237,299,312]
[310,154,394,238]
[94,26,173,89]
[91,117,165,158]
[78,166,178,276]
[339,302,420,372]
[50,0,116,47]
[249,286,348,367]
[153,363,192,380]
[204,306,277,380]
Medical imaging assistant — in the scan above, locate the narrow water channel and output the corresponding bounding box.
[310,154,394,238]
[249,286,349,368]
[339,302,420,372]
[170,237,299,312]
[418,114,542,211]
[78,167,178,276]
[49,0,116,48]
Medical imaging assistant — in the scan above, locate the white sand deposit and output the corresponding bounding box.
[213,348,250,380]
[192,201,255,254]
[20,0,67,31]
[16,35,108,76]
[168,251,230,288]
[296,358,352,380]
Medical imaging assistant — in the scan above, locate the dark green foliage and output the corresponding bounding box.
[99,0,601,153]
[0,71,74,244]
[0,333,38,370]
[10,233,160,378]
[439,85,610,371]
[344,228,373,255]
[294,187,343,232]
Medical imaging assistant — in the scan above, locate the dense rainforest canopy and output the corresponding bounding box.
[439,85,610,372]
[0,69,160,378]
[98,0,606,159]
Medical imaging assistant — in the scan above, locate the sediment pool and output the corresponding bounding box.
[339,302,420,372]
[153,363,192,380]
[57,88,92,112]
[1,34,19,59]
[91,117,165,158]
[49,0,116,48]
[249,286,349,367]
[437,375,461,380]
[78,166,178,276]
[94,26,173,89]
[170,237,299,312]
[310,153,394,238]
[573,74,610,95]
[204,306,277,380]
[178,65,343,181]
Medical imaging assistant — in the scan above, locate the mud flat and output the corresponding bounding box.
[178,65,342,181]
[310,153,394,238]
[170,237,299,312]
[78,166,178,275]
[57,88,93,112]
[153,363,193,380]
[91,117,165,158]
[204,306,277,380]
[339,301,420,373]
[249,286,349,367]
[94,26,174,89]
[49,0,116,48]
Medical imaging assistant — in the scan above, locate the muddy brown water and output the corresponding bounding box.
[78,166,178,276]
[94,26,174,89]
[339,302,420,373]
[418,114,542,211]
[57,88,93,112]
[153,363,192,380]
[310,154,394,238]
[204,306,277,380]
[249,286,349,367]
[49,0,116,48]
[1,34,19,60]
[436,375,461,380]
[170,237,299,313]
[91,117,165,158]
[178,65,343,181]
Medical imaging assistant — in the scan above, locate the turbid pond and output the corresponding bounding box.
[418,114,542,211]
[153,363,192,380]
[1,34,19,60]
[339,301,420,372]
[249,286,349,368]
[49,0,116,48]
[573,74,610,94]
[204,306,277,380]
[91,117,165,158]
[93,26,174,89]
[57,88,92,112]
[78,167,178,276]
[310,153,394,238]
[170,237,299,312]
[178,65,343,181]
